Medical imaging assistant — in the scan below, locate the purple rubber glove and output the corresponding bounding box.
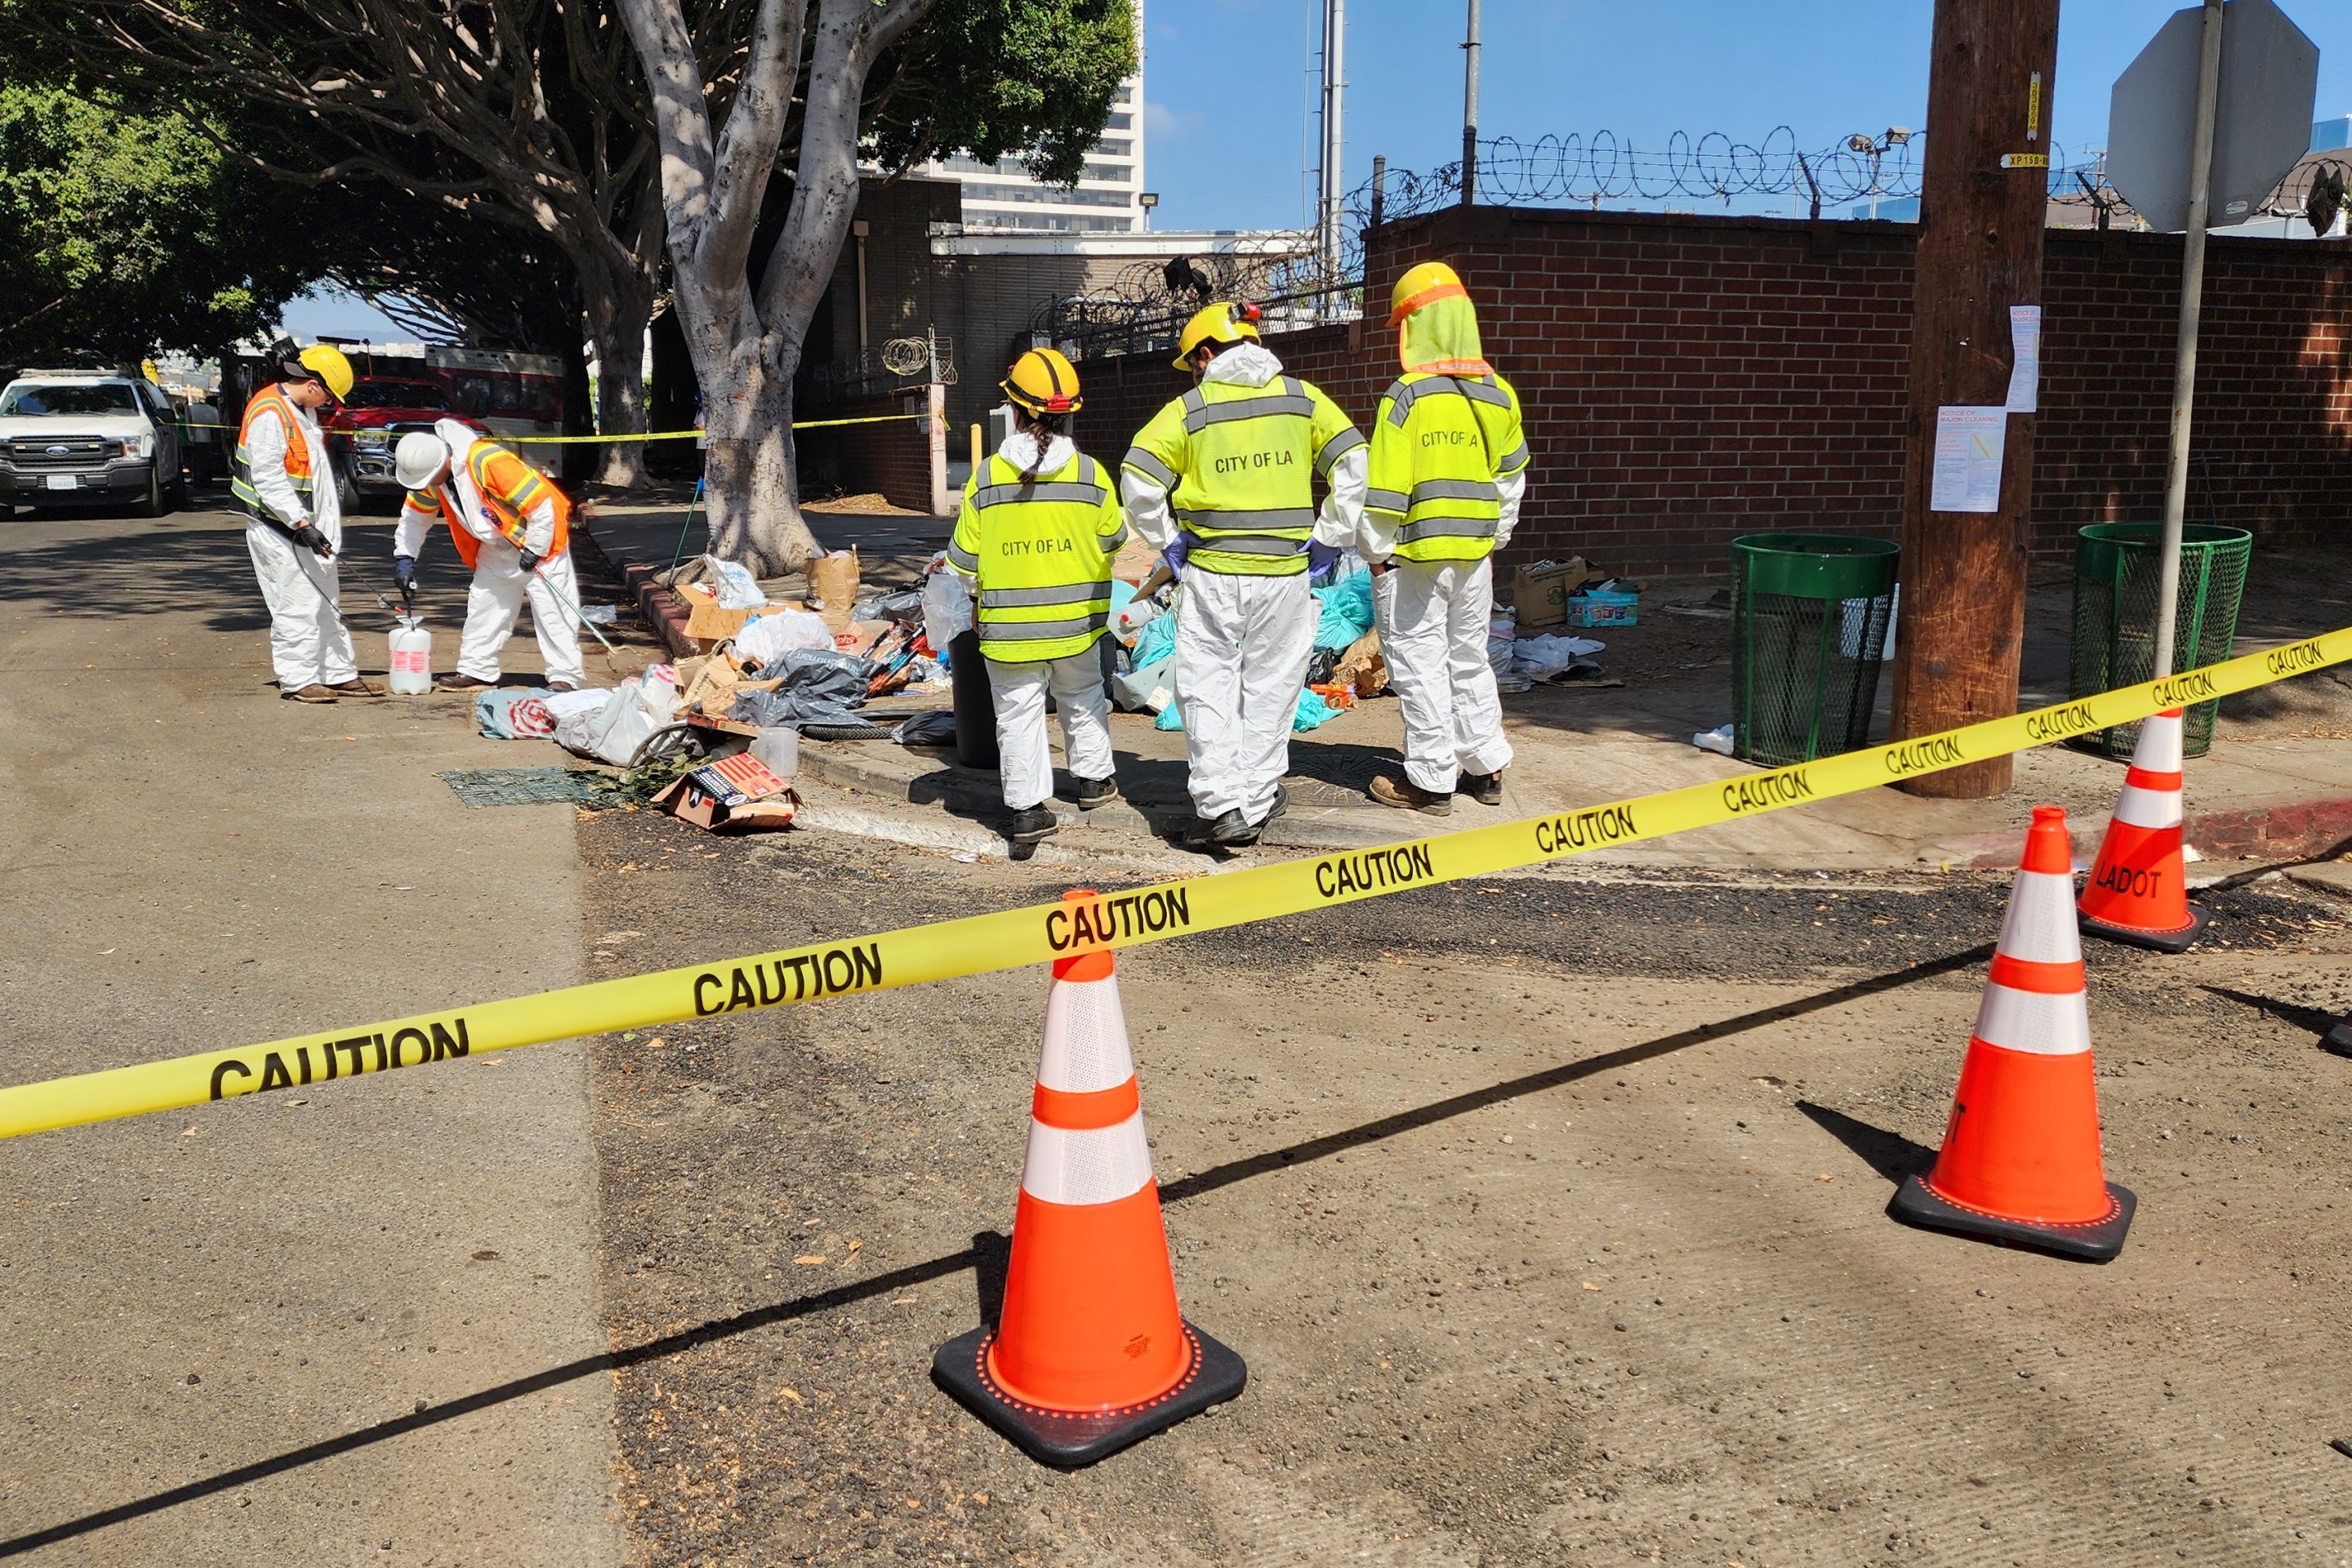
[1161,537,1191,577]
[1307,541,1343,582]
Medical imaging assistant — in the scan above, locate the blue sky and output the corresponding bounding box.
[287,0,2351,336]
[1140,0,2352,232]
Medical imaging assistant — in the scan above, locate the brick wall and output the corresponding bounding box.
[1058,206,2351,577]
[795,390,935,513]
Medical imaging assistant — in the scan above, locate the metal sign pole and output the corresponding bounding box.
[1460,0,1481,207]
[2153,0,2225,679]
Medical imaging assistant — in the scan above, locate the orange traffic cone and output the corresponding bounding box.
[1893,806,2136,1262]
[933,893,1245,1465]
[2078,707,2208,952]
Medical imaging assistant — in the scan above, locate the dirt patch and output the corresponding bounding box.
[578,813,2352,1564]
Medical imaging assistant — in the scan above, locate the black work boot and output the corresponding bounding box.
[1186,809,1248,849]
[1075,774,1120,810]
[1458,770,1505,806]
[1007,805,1058,847]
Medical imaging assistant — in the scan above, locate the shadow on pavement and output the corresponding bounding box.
[0,937,1994,1557]
[2201,985,2347,1042]
[1793,1100,1938,1187]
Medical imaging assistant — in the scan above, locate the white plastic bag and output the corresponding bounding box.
[923,556,973,652]
[541,686,613,722]
[702,554,768,611]
[556,669,679,766]
[733,608,834,668]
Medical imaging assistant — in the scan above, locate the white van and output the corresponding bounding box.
[0,370,185,517]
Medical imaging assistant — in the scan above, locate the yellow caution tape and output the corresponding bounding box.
[176,412,928,439]
[2,626,2345,1141]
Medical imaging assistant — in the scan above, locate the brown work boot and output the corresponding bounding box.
[434,673,494,693]
[1369,775,1452,815]
[328,677,382,697]
[281,684,338,704]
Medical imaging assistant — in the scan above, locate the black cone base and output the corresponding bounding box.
[2323,1013,2352,1059]
[2080,901,2208,955]
[1891,1172,2136,1263]
[933,1320,1245,1468]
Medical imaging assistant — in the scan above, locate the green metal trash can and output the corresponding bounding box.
[1731,533,1901,768]
[2068,522,2251,760]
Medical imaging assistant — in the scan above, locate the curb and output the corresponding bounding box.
[577,517,705,662]
[1942,798,2352,871]
[793,741,1417,854]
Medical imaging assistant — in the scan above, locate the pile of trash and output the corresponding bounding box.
[1101,558,1385,734]
[1486,609,1608,693]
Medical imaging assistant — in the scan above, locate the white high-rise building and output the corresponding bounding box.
[926,14,1145,234]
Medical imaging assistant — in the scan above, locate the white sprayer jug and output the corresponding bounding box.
[388,615,434,695]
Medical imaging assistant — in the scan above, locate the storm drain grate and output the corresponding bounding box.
[438,767,627,809]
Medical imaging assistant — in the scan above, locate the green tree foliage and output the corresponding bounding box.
[0,86,318,361]
[869,0,1137,186]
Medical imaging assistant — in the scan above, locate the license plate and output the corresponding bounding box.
[44,474,77,491]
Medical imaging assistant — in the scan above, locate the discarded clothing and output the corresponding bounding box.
[474,687,556,739]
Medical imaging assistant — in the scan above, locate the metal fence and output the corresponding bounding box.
[1036,126,2350,364]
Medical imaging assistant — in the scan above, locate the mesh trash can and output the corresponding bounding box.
[2068,522,2251,760]
[1731,534,1901,768]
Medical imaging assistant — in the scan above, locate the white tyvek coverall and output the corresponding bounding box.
[243,396,357,690]
[1364,468,1526,793]
[393,419,586,688]
[1121,343,1368,824]
[964,432,1116,813]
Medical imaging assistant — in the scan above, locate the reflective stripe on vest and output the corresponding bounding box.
[1169,379,1318,577]
[1377,374,1509,564]
[429,440,571,571]
[229,385,314,522]
[967,452,1118,663]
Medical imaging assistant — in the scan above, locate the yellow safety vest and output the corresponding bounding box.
[1365,372,1530,564]
[1124,375,1363,577]
[947,451,1129,664]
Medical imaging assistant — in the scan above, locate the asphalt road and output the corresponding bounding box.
[9,490,2352,1566]
[574,807,2352,1567]
[0,494,618,1565]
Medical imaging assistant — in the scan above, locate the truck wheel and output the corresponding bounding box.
[137,466,172,519]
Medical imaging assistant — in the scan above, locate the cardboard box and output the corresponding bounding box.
[654,751,796,831]
[1512,558,1595,629]
[808,548,862,633]
[1566,589,1640,627]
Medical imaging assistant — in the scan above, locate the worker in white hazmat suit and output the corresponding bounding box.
[390,419,586,692]
[233,339,375,702]
[946,347,1129,852]
[1361,262,1530,815]
[1121,301,1367,848]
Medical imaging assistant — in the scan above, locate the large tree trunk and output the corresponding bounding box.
[679,276,820,574]
[583,270,653,491]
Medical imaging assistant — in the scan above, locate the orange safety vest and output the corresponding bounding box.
[229,384,314,523]
[402,439,570,568]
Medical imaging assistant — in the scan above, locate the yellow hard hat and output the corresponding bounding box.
[295,342,355,401]
[1172,301,1262,368]
[1000,346,1082,415]
[1388,261,1471,327]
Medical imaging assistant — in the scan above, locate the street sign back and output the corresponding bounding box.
[2106,0,2319,232]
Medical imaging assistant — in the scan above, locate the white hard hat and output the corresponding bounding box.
[394,431,450,490]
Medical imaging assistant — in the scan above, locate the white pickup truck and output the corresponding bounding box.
[0,369,185,517]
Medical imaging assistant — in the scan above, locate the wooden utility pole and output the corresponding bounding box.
[1887,0,2060,798]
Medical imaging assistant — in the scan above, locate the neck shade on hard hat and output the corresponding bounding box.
[1396,292,1491,377]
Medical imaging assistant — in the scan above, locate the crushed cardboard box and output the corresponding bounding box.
[654,751,796,831]
[1512,557,1598,630]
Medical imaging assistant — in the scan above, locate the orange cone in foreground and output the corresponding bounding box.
[933,893,1244,1465]
[1893,806,2136,1262]
[2078,707,2209,953]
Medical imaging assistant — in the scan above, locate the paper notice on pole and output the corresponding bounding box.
[2005,305,2042,414]
[1930,406,2008,514]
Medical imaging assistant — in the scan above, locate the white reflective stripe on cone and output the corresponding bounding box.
[1021,1109,1154,1205]
[1998,869,2084,964]
[2133,712,2185,772]
[1037,976,1138,1094]
[2114,781,2183,831]
[1973,982,2093,1057]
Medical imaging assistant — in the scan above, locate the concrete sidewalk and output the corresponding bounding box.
[580,495,2352,873]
